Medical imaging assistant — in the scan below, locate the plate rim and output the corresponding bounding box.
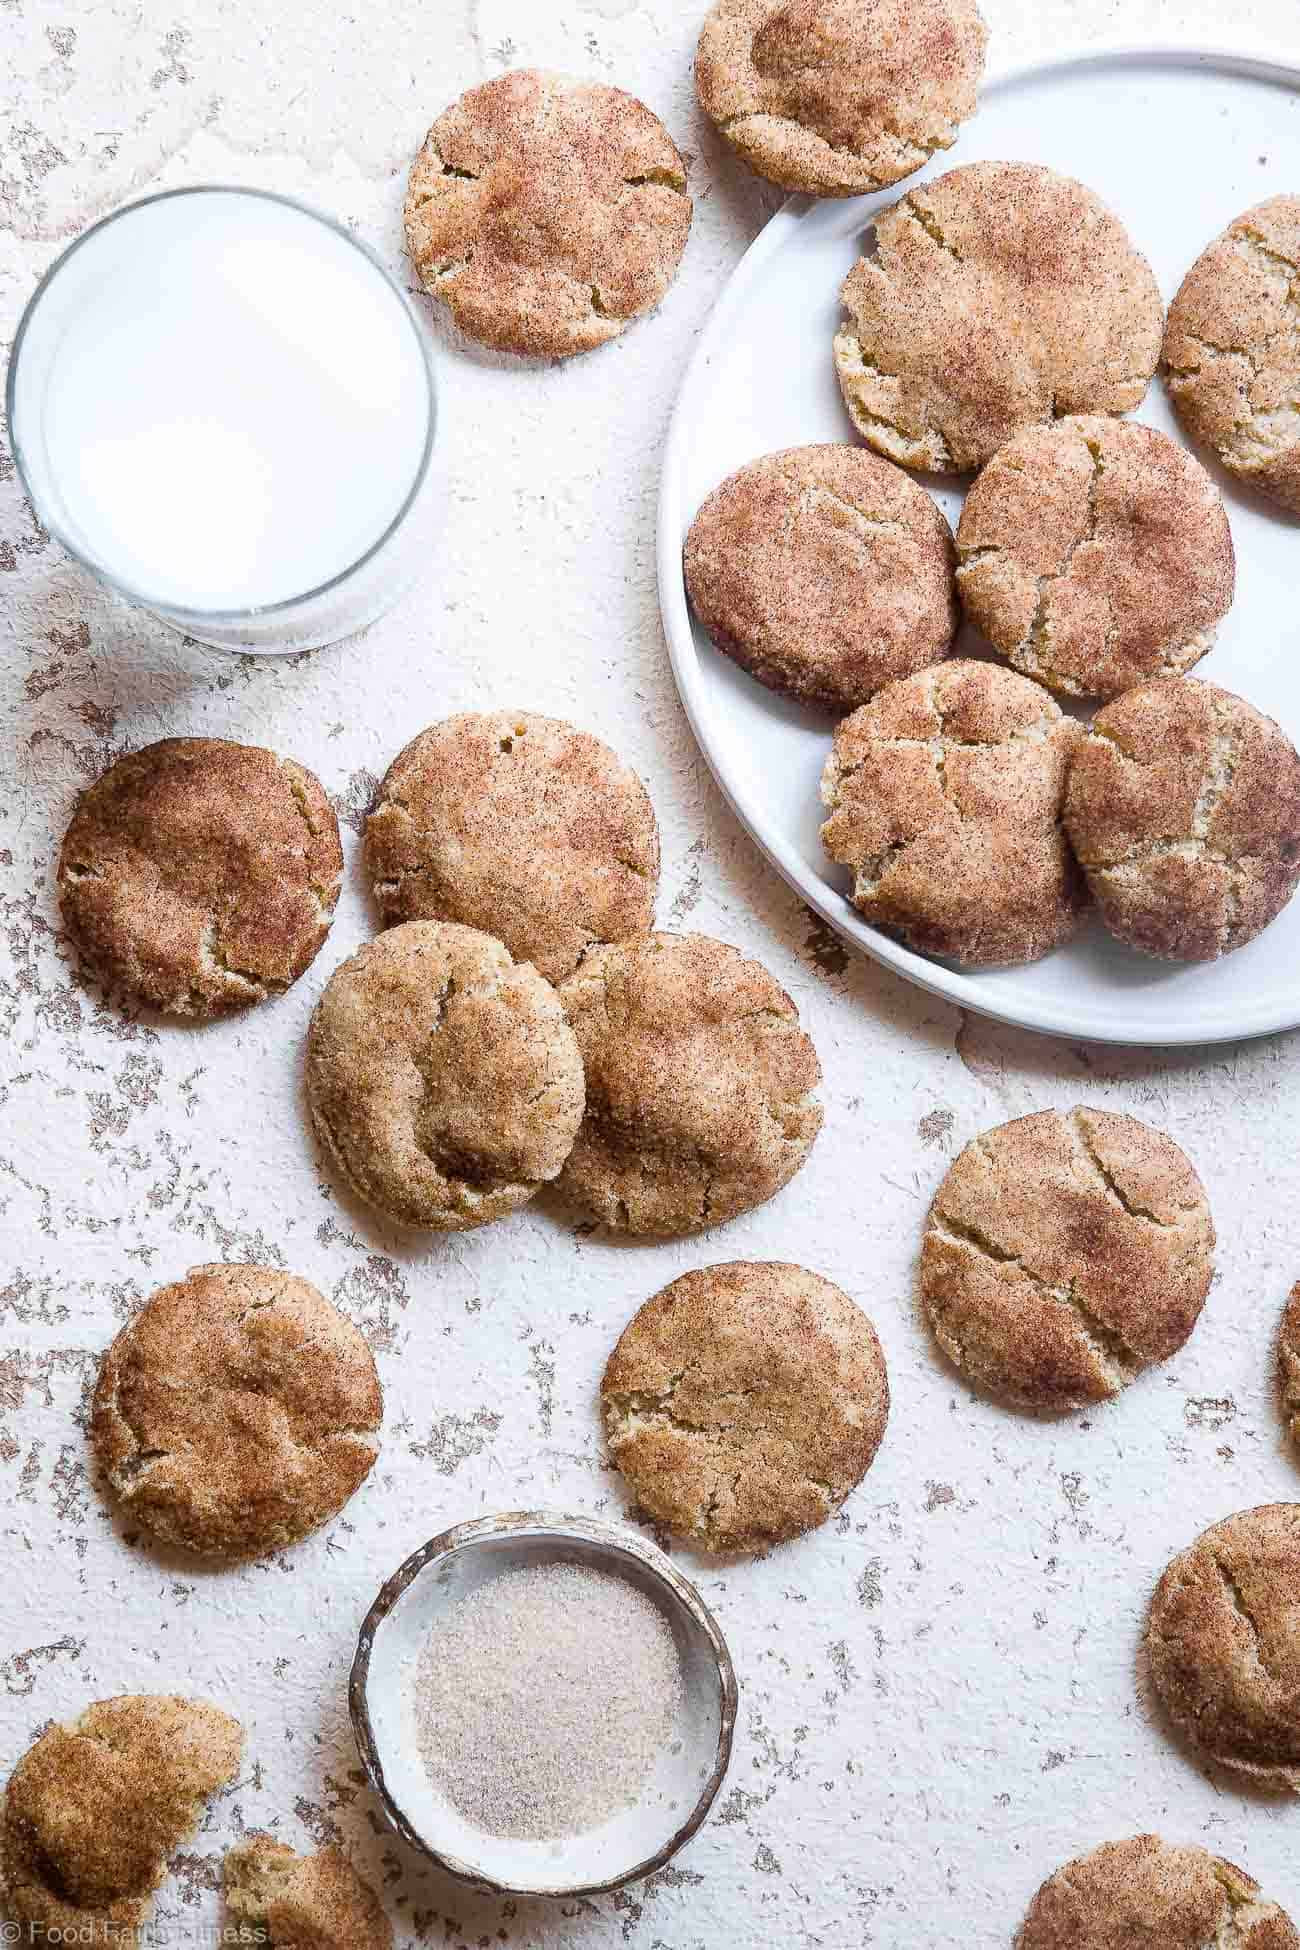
[657,36,1300,1048]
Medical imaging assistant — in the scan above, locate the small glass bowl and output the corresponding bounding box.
[348,1510,737,1897]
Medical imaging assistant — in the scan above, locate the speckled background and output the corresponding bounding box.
[4,2,1300,1943]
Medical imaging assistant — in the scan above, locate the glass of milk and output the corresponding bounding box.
[7,186,436,654]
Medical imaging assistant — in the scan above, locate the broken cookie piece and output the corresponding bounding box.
[2,1694,242,1944]
[1278,1284,1300,1454]
[224,1834,392,1950]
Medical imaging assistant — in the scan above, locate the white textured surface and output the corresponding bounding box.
[3,3,1300,1945]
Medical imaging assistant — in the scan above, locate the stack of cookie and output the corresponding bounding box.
[55,712,825,1241]
[684,160,1300,971]
[325,709,825,1237]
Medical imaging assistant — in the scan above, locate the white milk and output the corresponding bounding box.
[11,188,433,637]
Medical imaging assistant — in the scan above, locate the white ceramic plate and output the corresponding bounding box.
[659,42,1300,1046]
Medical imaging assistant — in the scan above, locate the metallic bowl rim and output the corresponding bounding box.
[348,1508,739,1898]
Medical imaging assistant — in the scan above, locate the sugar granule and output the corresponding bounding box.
[412,1561,685,1840]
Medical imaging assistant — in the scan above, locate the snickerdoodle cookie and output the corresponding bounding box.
[365,712,659,984]
[834,163,1163,473]
[1065,679,1300,961]
[602,1261,888,1551]
[1164,196,1300,516]
[58,737,342,1017]
[684,444,958,710]
[957,417,1235,700]
[2,1695,242,1944]
[1147,1504,1300,1790]
[225,1836,391,1950]
[819,659,1087,965]
[92,1263,382,1559]
[1017,1836,1299,1950]
[695,0,988,198]
[308,921,584,1231]
[1279,1285,1300,1453]
[405,70,691,359]
[556,932,822,1234]
[921,1107,1215,1412]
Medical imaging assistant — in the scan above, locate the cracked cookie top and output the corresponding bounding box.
[819,659,1087,966]
[57,736,343,1019]
[404,69,691,359]
[920,1107,1215,1413]
[1146,1505,1300,1791]
[1017,1835,1299,1950]
[555,932,822,1234]
[602,1261,888,1552]
[684,443,958,711]
[225,1835,392,1950]
[957,417,1235,700]
[2,1694,242,1941]
[1164,196,1300,516]
[91,1263,383,1560]
[307,920,585,1231]
[364,711,659,985]
[694,0,988,198]
[834,162,1164,473]
[1064,678,1300,962]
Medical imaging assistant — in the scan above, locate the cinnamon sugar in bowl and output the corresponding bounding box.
[349,1511,736,1896]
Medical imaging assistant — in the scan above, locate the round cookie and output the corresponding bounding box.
[225,1836,392,1950]
[921,1107,1215,1412]
[2,1695,242,1943]
[307,920,585,1231]
[695,0,988,199]
[819,659,1087,966]
[555,931,822,1234]
[405,69,691,359]
[1017,1836,1299,1950]
[58,737,342,1017]
[92,1263,383,1559]
[957,417,1235,700]
[365,712,659,985]
[1147,1505,1300,1790]
[1278,1284,1300,1453]
[683,443,958,710]
[834,162,1164,473]
[1064,678,1300,961]
[1164,196,1300,516]
[602,1262,888,1552]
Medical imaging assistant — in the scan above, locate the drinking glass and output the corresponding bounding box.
[6,185,437,653]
